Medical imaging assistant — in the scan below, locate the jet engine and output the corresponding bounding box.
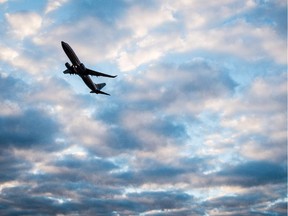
[64,62,75,74]
[65,62,72,70]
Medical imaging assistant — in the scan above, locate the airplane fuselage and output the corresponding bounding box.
[80,74,96,91]
[62,41,81,66]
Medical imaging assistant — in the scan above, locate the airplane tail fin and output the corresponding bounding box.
[95,83,106,90]
[90,83,110,95]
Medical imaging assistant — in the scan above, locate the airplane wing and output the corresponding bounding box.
[86,68,117,78]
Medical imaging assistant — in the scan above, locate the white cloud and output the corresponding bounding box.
[0,100,21,116]
[5,12,42,40]
[116,33,184,71]
[218,73,287,162]
[114,0,285,71]
[33,17,129,67]
[176,21,286,64]
[166,0,256,29]
[30,0,285,74]
[0,44,19,61]
[117,48,162,72]
[0,43,56,76]
[240,137,286,162]
[118,5,176,38]
[45,0,68,14]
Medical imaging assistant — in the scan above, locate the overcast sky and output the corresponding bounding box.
[0,0,287,215]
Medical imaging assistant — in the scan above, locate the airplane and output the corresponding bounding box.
[61,41,116,95]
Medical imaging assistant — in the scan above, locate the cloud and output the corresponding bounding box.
[126,190,194,212]
[244,0,287,36]
[118,4,176,38]
[0,43,52,76]
[0,74,29,101]
[115,0,286,71]
[53,154,119,173]
[213,160,287,187]
[33,16,129,66]
[166,0,257,28]
[5,12,42,40]
[0,45,18,62]
[0,1,286,215]
[29,0,287,74]
[66,58,236,157]
[45,0,68,14]
[0,149,31,183]
[219,73,287,163]
[0,109,60,149]
[0,75,62,152]
[203,185,287,216]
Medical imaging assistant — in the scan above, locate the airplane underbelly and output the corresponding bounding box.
[80,75,95,91]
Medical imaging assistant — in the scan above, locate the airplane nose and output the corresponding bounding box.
[61,41,67,49]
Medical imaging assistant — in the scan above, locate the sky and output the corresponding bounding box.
[0,0,287,215]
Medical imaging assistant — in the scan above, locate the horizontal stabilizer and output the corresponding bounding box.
[90,90,110,96]
[63,69,71,74]
[95,83,106,90]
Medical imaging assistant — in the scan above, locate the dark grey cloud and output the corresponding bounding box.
[102,114,188,153]
[0,185,80,216]
[73,189,196,215]
[106,126,142,151]
[0,109,59,149]
[110,157,210,188]
[150,116,187,139]
[204,194,262,215]
[53,154,119,173]
[0,74,29,100]
[176,59,237,96]
[113,165,185,186]
[126,190,194,213]
[266,201,287,216]
[0,149,31,183]
[213,160,287,187]
[0,176,196,216]
[203,185,287,216]
[141,164,185,181]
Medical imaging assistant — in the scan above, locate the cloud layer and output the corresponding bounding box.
[0,0,286,215]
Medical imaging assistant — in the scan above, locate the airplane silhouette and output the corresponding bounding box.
[61,41,116,95]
